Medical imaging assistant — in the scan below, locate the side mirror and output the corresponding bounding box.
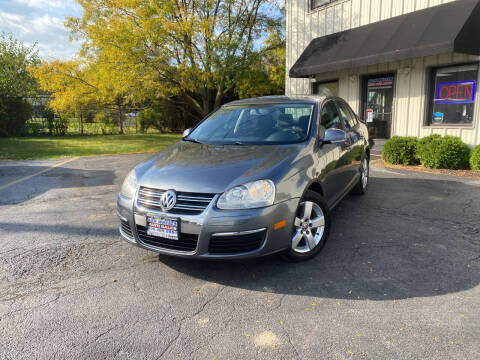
[183,128,192,138]
[322,128,346,144]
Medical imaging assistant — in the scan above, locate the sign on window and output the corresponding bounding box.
[429,64,478,125]
[368,77,394,89]
[436,81,476,104]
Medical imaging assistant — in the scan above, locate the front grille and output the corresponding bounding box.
[136,225,198,252]
[208,230,266,255]
[120,219,133,238]
[137,186,215,215]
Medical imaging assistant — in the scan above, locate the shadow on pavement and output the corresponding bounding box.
[0,165,115,205]
[158,175,480,301]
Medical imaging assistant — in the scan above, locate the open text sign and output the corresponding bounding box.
[436,81,476,104]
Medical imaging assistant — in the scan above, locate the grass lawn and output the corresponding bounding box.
[0,133,182,160]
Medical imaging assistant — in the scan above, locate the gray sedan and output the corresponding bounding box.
[117,96,370,261]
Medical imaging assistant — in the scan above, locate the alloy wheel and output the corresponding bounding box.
[291,201,325,254]
[362,158,369,189]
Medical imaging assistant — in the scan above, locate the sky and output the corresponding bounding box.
[0,0,83,60]
[0,0,284,61]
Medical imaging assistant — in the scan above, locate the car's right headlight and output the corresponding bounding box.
[120,169,138,199]
[217,179,275,210]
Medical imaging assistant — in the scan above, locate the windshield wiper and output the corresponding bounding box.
[183,137,204,144]
[216,141,246,145]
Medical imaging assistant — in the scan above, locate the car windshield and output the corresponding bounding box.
[186,103,315,145]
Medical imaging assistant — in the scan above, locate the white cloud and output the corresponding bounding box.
[15,0,75,10]
[0,0,82,59]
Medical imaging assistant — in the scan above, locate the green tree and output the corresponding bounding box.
[236,14,286,98]
[0,33,40,136]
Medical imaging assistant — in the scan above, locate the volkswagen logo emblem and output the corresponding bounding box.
[160,190,177,211]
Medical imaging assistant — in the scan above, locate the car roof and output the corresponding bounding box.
[223,95,328,107]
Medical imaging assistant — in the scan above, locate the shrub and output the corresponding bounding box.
[417,134,445,169]
[24,118,45,136]
[0,97,32,136]
[382,136,420,165]
[417,135,470,169]
[471,145,480,172]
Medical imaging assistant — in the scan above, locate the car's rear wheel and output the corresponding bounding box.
[352,157,369,195]
[285,190,331,261]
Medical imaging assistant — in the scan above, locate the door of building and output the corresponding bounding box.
[362,74,395,139]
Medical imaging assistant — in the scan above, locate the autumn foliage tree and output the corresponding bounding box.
[66,0,284,121]
[32,60,95,135]
[32,0,285,134]
[33,59,140,134]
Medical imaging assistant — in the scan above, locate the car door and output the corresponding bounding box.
[317,100,351,206]
[336,100,366,188]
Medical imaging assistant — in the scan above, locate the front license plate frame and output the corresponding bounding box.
[146,214,180,240]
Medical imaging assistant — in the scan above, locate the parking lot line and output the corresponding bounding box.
[0,157,79,192]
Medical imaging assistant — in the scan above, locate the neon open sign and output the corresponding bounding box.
[436,81,476,104]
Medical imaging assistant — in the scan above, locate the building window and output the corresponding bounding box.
[311,0,335,10]
[429,64,478,125]
[313,80,339,97]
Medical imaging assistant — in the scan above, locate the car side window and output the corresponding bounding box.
[337,101,358,129]
[346,106,359,127]
[320,101,342,130]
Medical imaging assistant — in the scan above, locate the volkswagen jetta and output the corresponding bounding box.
[117,96,370,261]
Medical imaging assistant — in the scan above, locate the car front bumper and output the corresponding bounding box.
[117,193,299,259]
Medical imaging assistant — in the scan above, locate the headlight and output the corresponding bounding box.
[120,169,138,198]
[217,180,275,210]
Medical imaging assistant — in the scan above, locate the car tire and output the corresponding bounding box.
[285,190,331,262]
[352,157,369,195]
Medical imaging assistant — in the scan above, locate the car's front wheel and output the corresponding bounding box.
[352,157,369,195]
[286,190,331,261]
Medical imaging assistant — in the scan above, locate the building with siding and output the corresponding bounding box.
[286,0,480,146]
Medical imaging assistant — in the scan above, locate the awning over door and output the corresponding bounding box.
[290,0,480,78]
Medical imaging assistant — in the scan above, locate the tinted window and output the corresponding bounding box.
[320,101,342,130]
[337,102,358,129]
[187,103,314,145]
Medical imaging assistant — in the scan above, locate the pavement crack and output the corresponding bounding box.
[0,247,26,256]
[1,290,62,318]
[92,325,120,343]
[155,323,182,360]
[1,281,109,318]
[285,330,301,360]
[462,198,473,214]
[190,291,237,359]
[154,286,227,359]
[189,285,227,320]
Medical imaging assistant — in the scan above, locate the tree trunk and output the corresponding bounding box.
[80,113,84,135]
[118,106,124,134]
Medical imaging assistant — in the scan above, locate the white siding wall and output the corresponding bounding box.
[286,0,480,146]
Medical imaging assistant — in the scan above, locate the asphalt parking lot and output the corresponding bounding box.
[1,154,479,359]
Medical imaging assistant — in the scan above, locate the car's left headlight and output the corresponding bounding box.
[120,169,138,199]
[217,179,275,210]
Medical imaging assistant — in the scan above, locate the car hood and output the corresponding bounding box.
[137,141,304,194]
